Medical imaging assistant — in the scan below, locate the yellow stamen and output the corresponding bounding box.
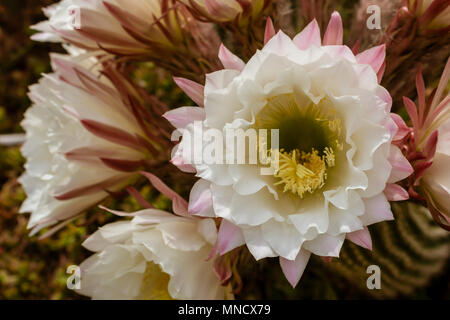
[273,148,335,198]
[138,262,173,300]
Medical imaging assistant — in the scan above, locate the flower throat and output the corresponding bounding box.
[254,94,343,198]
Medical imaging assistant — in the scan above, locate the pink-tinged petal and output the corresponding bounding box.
[163,107,205,129]
[170,143,196,173]
[384,183,409,201]
[414,161,434,183]
[173,77,205,107]
[356,44,386,74]
[346,227,372,250]
[403,97,419,133]
[390,113,411,141]
[140,172,189,216]
[416,67,426,125]
[360,194,394,226]
[423,188,450,231]
[50,55,82,87]
[126,186,153,209]
[189,179,214,217]
[204,0,239,20]
[293,19,321,49]
[216,219,245,255]
[377,61,386,83]
[218,44,245,71]
[102,1,150,37]
[80,119,144,151]
[430,57,450,115]
[38,218,77,240]
[351,40,360,55]
[323,11,343,45]
[171,152,197,173]
[423,130,438,159]
[53,175,126,201]
[264,17,276,45]
[99,205,138,217]
[377,86,393,112]
[64,147,117,162]
[388,145,414,183]
[172,196,189,217]
[383,115,398,141]
[100,158,143,172]
[419,0,450,28]
[213,255,232,286]
[29,219,57,236]
[279,250,311,288]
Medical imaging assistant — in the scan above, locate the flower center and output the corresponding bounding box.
[138,262,173,300]
[255,94,343,198]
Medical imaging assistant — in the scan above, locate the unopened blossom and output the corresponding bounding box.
[77,206,230,299]
[31,0,220,77]
[410,0,450,29]
[381,0,450,103]
[165,12,413,287]
[182,0,271,22]
[398,58,450,228]
[19,51,170,234]
[422,121,450,220]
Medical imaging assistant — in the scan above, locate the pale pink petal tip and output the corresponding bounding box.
[163,106,205,129]
[293,19,321,49]
[213,256,232,285]
[188,182,213,215]
[218,44,245,71]
[323,11,343,45]
[346,227,373,251]
[384,183,409,201]
[356,44,386,74]
[216,220,245,255]
[264,17,276,45]
[140,171,189,216]
[279,250,311,288]
[390,113,410,141]
[173,77,205,107]
[388,146,414,183]
[377,61,386,83]
[171,154,196,173]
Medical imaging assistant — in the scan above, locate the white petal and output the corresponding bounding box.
[243,227,277,260]
[303,233,345,257]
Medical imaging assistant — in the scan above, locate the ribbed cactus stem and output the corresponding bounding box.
[328,202,450,298]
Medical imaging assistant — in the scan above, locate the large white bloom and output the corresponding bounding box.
[77,209,229,300]
[19,51,157,234]
[165,13,413,287]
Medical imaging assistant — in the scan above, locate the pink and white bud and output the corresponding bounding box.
[409,0,450,29]
[31,0,221,77]
[422,121,450,220]
[19,50,171,234]
[183,0,271,22]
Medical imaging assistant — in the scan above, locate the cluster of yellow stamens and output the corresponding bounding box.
[273,148,336,198]
[254,94,345,198]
